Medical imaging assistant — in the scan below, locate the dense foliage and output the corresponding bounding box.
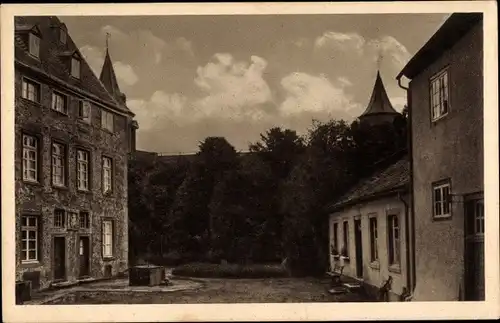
[128,116,407,274]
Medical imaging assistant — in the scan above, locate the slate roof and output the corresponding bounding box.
[14,16,133,116]
[327,155,409,212]
[360,71,400,117]
[397,13,483,80]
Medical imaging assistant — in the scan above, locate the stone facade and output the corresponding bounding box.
[399,14,484,301]
[14,16,136,290]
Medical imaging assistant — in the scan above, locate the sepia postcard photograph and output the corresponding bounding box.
[1,1,499,322]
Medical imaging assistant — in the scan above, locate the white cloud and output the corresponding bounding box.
[389,96,407,112]
[337,76,352,88]
[314,31,411,70]
[128,91,188,131]
[279,72,360,116]
[79,45,139,87]
[113,61,138,86]
[193,53,273,120]
[100,25,194,65]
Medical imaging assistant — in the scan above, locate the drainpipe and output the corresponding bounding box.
[396,75,416,294]
[397,191,411,295]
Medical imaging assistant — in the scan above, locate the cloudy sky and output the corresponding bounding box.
[62,13,450,154]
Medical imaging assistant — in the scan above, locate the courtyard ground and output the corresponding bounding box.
[32,277,374,304]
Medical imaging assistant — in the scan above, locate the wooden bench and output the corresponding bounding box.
[326,264,344,287]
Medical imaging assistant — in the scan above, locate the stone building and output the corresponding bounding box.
[326,154,411,301]
[14,16,137,291]
[396,13,484,301]
[358,71,401,126]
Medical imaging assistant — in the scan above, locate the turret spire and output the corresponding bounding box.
[99,34,125,105]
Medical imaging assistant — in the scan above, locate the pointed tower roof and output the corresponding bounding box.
[99,48,124,104]
[360,71,399,117]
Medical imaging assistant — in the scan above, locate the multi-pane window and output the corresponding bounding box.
[21,215,38,262]
[332,222,338,254]
[21,78,40,103]
[79,212,90,229]
[51,91,68,114]
[71,57,81,79]
[102,220,113,258]
[54,209,66,228]
[102,156,113,193]
[430,69,449,121]
[101,110,114,132]
[433,181,451,218]
[52,142,65,186]
[466,199,484,236]
[78,101,91,123]
[342,221,349,257]
[28,33,40,58]
[22,134,38,182]
[369,217,379,262]
[59,28,67,44]
[77,150,89,191]
[388,214,400,266]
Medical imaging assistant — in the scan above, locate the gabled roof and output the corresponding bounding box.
[14,16,133,116]
[397,13,483,80]
[326,155,409,213]
[360,71,399,117]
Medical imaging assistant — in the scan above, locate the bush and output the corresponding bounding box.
[172,262,288,278]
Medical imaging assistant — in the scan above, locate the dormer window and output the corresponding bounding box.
[71,56,81,79]
[28,32,40,58]
[59,27,67,45]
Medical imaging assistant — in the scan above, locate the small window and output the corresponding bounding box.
[433,181,451,219]
[59,28,67,44]
[101,110,114,132]
[388,214,400,266]
[22,134,39,182]
[466,199,484,236]
[28,32,40,58]
[71,57,81,79]
[54,209,66,228]
[102,220,114,258]
[369,217,379,262]
[79,212,90,229]
[78,101,91,123]
[52,142,66,187]
[342,221,349,258]
[76,149,90,191]
[51,91,68,114]
[102,156,113,193]
[21,215,39,262]
[21,78,41,103]
[430,69,449,121]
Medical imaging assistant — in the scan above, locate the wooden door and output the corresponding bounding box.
[79,236,90,277]
[464,198,485,301]
[53,237,66,281]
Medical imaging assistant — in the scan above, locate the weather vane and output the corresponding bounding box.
[376,46,383,70]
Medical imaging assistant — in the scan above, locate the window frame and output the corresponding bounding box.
[369,215,379,263]
[51,141,67,187]
[429,67,450,122]
[342,220,349,259]
[79,211,91,229]
[22,133,40,183]
[101,109,114,133]
[387,213,401,268]
[102,219,114,258]
[28,32,41,59]
[53,209,66,228]
[76,148,90,192]
[21,214,40,263]
[59,27,67,45]
[432,179,452,219]
[21,77,41,103]
[332,222,339,255]
[78,100,92,123]
[465,195,484,237]
[71,56,81,79]
[51,90,68,115]
[102,155,113,194]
